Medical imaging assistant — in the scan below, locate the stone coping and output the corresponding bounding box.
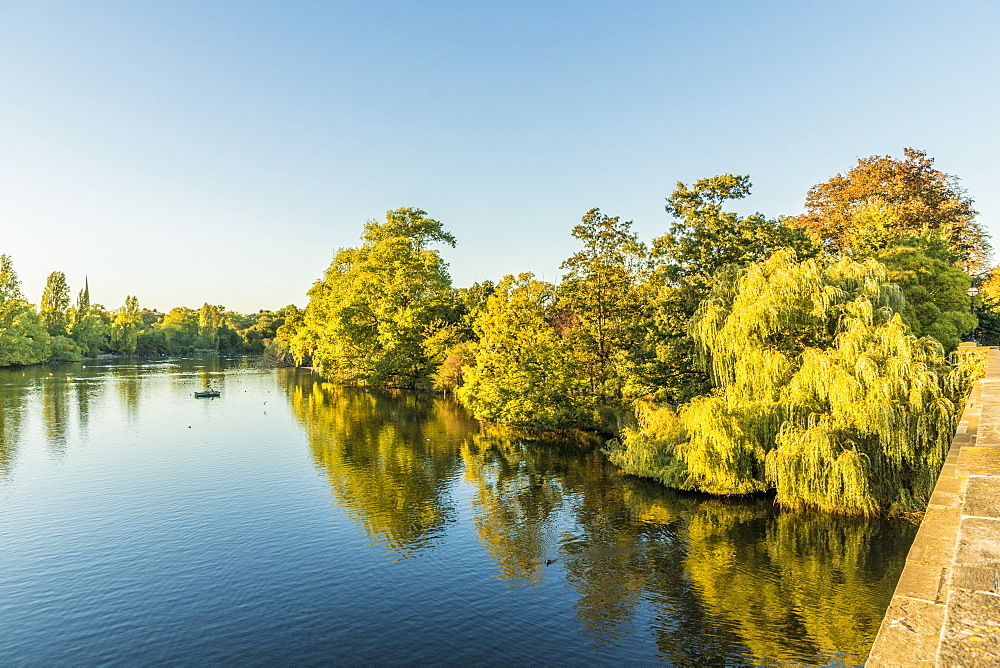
[866,348,1000,667]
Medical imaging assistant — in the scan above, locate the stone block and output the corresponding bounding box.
[928,490,961,510]
[914,506,962,541]
[957,446,1000,477]
[955,517,1000,568]
[950,565,999,594]
[908,534,957,567]
[865,596,945,666]
[978,386,1000,399]
[977,404,1000,419]
[933,476,962,496]
[938,589,1000,666]
[975,425,1000,444]
[952,434,974,448]
[964,476,1000,519]
[893,564,947,602]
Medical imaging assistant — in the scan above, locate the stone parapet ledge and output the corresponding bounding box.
[867,347,1000,666]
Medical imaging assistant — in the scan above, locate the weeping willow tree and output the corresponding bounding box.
[608,249,985,515]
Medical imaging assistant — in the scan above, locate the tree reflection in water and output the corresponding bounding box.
[0,372,27,477]
[2,363,97,473]
[460,428,576,586]
[282,372,465,558]
[281,370,914,664]
[42,372,71,457]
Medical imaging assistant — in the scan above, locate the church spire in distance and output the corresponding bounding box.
[78,275,90,312]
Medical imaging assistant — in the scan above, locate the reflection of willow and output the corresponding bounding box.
[672,500,913,664]
[463,428,911,662]
[282,372,466,557]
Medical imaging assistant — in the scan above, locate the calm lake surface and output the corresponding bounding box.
[0,356,916,665]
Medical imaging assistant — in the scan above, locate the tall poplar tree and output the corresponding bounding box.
[197,303,221,349]
[40,271,71,336]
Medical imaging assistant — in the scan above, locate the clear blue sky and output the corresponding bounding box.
[1,0,997,313]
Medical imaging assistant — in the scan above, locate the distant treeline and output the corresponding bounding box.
[277,148,994,515]
[0,262,300,365]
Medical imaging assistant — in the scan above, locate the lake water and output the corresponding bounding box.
[0,356,915,665]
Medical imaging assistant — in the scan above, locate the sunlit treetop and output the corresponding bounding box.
[796,148,990,273]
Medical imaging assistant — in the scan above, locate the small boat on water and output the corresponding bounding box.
[194,390,220,398]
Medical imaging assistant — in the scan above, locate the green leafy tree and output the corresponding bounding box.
[155,306,199,352]
[0,255,50,366]
[655,174,817,288]
[974,266,1000,344]
[458,273,596,430]
[455,281,495,333]
[274,305,303,348]
[608,250,983,515]
[110,295,142,354]
[161,306,198,331]
[197,303,222,349]
[250,310,283,339]
[876,236,976,351]
[292,207,457,387]
[48,335,82,362]
[645,175,817,402]
[558,208,651,405]
[238,305,298,352]
[796,148,989,272]
[136,328,171,355]
[140,308,162,328]
[426,281,496,393]
[40,271,71,336]
[217,324,244,353]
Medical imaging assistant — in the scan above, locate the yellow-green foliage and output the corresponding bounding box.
[458,273,598,430]
[0,254,50,366]
[291,208,457,387]
[609,250,984,514]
